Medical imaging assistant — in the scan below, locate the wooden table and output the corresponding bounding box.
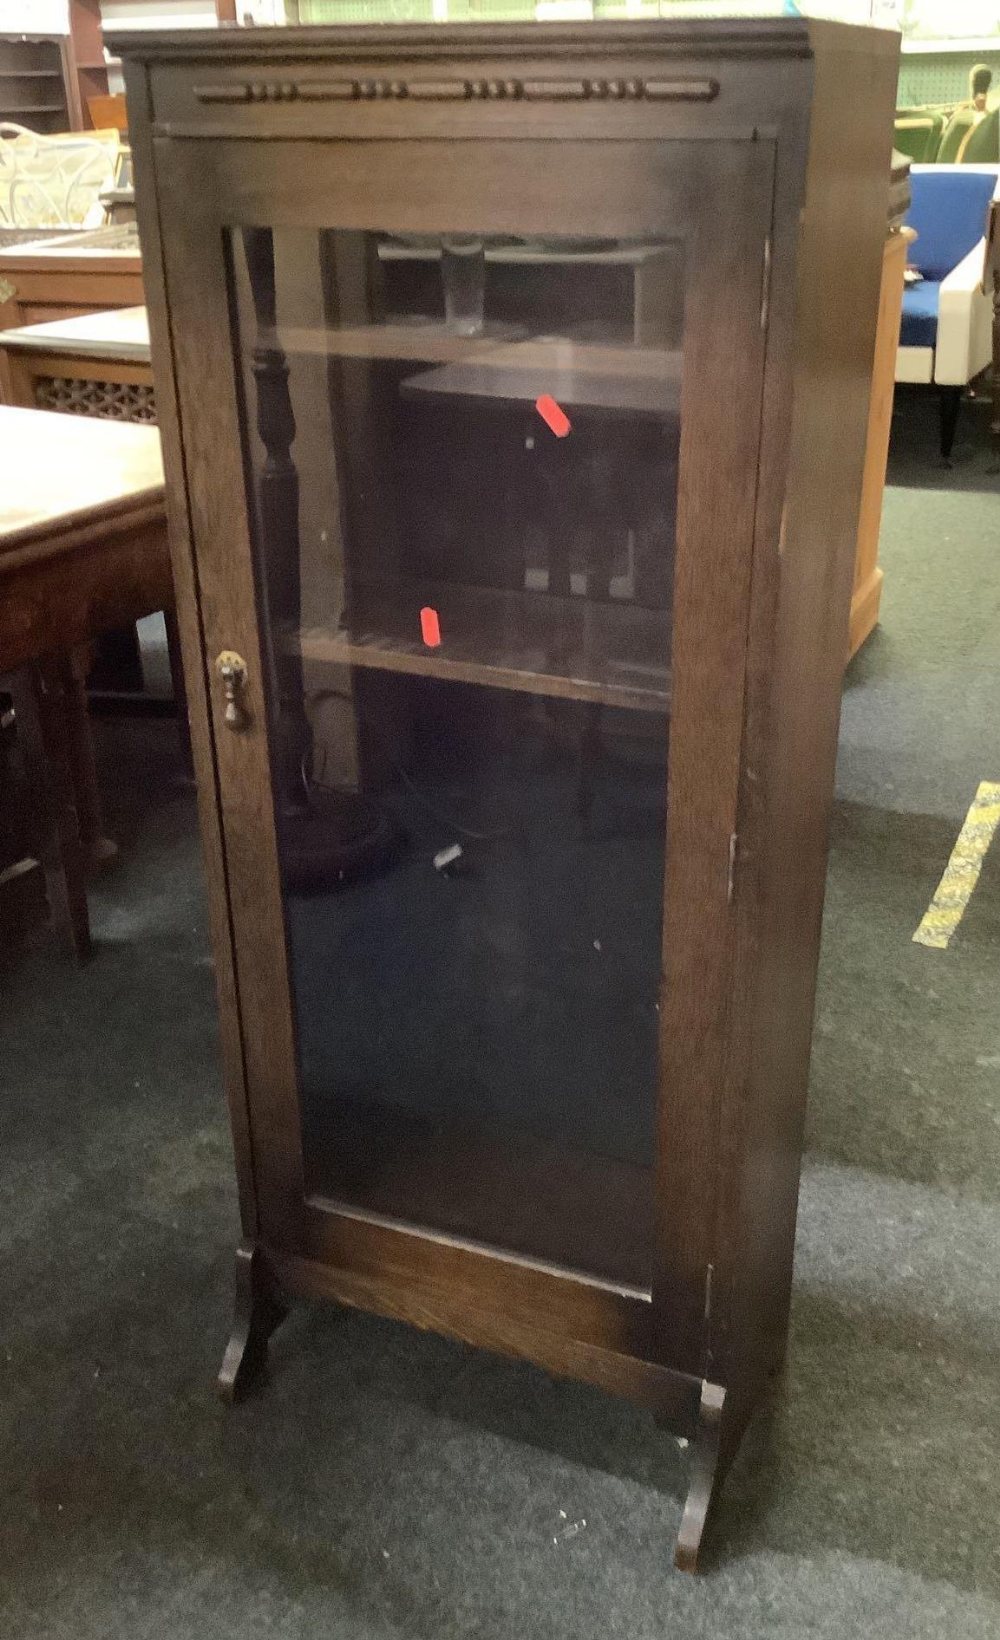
[0,406,170,958]
[0,303,172,713]
[0,304,153,420]
[0,224,143,330]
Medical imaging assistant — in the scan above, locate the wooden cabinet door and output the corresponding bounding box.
[155,130,772,1349]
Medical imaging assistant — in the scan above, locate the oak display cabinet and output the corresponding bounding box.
[116,19,898,1570]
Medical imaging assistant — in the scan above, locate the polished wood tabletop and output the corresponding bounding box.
[0,305,151,367]
[0,404,163,554]
[0,224,141,272]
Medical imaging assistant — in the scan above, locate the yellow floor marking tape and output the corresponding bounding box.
[913,781,1000,950]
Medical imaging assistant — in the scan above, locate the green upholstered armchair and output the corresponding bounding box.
[894,109,945,164]
[960,108,1000,163]
[937,107,980,164]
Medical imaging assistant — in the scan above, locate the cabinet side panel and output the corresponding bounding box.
[125,61,261,1240]
[723,26,899,1387]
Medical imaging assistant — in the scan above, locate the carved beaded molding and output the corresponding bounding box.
[194,75,719,106]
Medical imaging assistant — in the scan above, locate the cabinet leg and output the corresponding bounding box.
[674,1380,727,1573]
[218,1242,288,1406]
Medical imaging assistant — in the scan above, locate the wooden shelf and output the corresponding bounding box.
[292,582,670,714]
[378,238,672,267]
[268,319,521,366]
[269,321,676,377]
[0,31,73,128]
[268,323,680,418]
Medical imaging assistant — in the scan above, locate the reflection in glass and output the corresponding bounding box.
[228,227,683,1288]
[441,236,486,335]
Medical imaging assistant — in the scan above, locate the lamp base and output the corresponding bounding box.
[278,789,399,894]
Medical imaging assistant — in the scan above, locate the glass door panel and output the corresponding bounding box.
[226,224,682,1289]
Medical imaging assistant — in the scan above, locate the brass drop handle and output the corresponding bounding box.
[215,650,249,730]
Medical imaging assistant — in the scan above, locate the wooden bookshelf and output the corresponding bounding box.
[0,35,77,132]
[68,0,107,129]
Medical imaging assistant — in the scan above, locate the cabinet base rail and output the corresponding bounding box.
[217,1238,763,1573]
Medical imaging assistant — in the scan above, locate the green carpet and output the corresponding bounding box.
[1,384,999,1636]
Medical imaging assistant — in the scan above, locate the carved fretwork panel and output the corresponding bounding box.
[33,376,157,425]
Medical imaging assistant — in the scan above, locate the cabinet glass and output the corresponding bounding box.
[227,225,682,1289]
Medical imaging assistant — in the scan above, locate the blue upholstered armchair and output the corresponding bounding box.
[897,164,999,457]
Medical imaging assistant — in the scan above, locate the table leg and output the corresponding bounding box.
[9,662,91,962]
[66,647,118,871]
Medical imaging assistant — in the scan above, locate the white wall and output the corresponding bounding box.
[100,1,218,30]
[0,0,69,30]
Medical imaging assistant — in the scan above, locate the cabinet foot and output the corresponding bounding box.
[674,1380,727,1573]
[218,1242,288,1405]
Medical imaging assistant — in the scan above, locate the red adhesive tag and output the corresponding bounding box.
[535,394,572,438]
[420,606,442,648]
